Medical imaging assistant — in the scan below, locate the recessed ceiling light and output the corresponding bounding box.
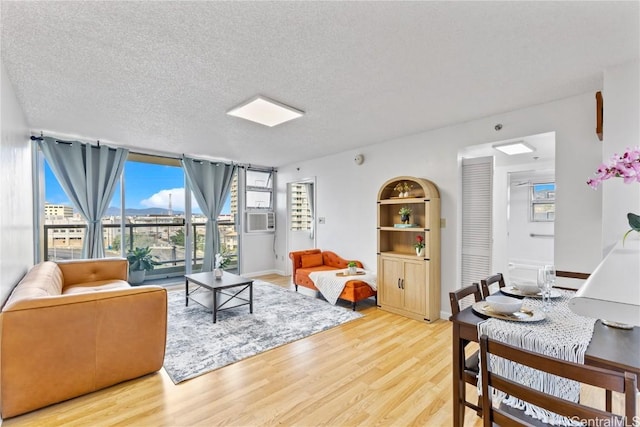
[226,95,304,127]
[493,141,535,155]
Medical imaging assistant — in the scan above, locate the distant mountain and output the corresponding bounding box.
[105,207,185,216]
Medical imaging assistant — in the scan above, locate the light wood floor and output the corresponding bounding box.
[2,275,628,426]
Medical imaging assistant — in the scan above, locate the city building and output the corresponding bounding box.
[289,183,312,231]
[44,203,73,219]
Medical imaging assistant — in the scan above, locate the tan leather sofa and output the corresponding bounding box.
[0,258,167,418]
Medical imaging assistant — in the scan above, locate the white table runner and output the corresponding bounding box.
[477,290,597,426]
[308,270,377,305]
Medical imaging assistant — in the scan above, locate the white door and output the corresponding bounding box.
[286,179,316,274]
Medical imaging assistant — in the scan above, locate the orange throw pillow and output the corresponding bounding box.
[301,253,323,268]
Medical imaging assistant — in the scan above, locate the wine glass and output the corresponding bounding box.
[537,268,547,294]
[541,265,555,311]
[544,265,556,288]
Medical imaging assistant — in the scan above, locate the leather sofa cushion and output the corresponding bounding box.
[63,280,131,294]
[3,262,63,310]
[57,258,128,287]
[301,253,323,268]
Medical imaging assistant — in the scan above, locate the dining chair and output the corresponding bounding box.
[480,273,506,298]
[449,282,484,416]
[479,334,638,427]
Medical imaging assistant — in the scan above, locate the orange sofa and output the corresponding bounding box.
[289,249,377,310]
[0,258,167,418]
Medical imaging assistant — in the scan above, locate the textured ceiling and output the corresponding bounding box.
[1,1,638,167]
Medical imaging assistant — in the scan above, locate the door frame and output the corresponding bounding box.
[286,177,316,275]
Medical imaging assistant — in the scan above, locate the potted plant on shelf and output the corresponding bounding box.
[399,206,412,224]
[127,246,160,285]
[414,235,425,257]
[394,182,413,198]
[347,261,358,275]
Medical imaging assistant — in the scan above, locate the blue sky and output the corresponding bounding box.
[45,160,231,214]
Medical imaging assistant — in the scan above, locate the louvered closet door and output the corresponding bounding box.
[461,157,493,288]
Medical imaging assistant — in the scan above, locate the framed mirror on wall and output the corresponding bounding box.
[458,132,556,288]
[508,171,555,285]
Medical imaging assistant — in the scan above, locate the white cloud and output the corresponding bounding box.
[140,188,199,212]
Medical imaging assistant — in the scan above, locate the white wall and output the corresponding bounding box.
[241,232,278,276]
[0,59,33,304]
[275,91,603,317]
[602,60,640,254]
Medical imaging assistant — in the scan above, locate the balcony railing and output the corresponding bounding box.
[44,220,238,280]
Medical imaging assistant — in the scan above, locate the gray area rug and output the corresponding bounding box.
[163,280,364,383]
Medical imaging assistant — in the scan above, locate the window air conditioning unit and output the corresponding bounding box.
[246,211,275,233]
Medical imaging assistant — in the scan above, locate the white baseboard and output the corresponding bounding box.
[242,269,287,278]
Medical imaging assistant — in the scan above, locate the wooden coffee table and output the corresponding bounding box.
[185,271,253,323]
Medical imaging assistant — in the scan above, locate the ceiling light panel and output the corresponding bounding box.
[493,141,535,155]
[227,96,304,127]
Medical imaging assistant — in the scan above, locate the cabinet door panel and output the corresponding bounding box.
[402,260,426,315]
[379,257,403,308]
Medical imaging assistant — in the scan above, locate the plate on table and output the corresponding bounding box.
[501,286,561,299]
[471,301,546,322]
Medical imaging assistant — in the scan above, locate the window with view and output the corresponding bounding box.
[245,168,273,210]
[531,182,555,222]
[42,158,121,261]
[40,151,239,279]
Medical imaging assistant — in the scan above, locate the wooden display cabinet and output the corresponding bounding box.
[377,176,441,322]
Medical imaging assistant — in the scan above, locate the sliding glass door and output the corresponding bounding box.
[121,156,187,279]
[39,149,239,282]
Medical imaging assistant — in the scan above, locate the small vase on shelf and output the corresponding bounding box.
[414,235,425,257]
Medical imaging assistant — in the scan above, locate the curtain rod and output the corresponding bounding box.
[31,133,276,171]
[30,135,70,144]
[30,135,103,147]
[181,155,275,171]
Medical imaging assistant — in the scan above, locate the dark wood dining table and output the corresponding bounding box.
[451,301,640,427]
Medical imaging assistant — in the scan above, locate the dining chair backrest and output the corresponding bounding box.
[480,273,505,298]
[449,282,483,316]
[449,282,484,417]
[479,334,637,427]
